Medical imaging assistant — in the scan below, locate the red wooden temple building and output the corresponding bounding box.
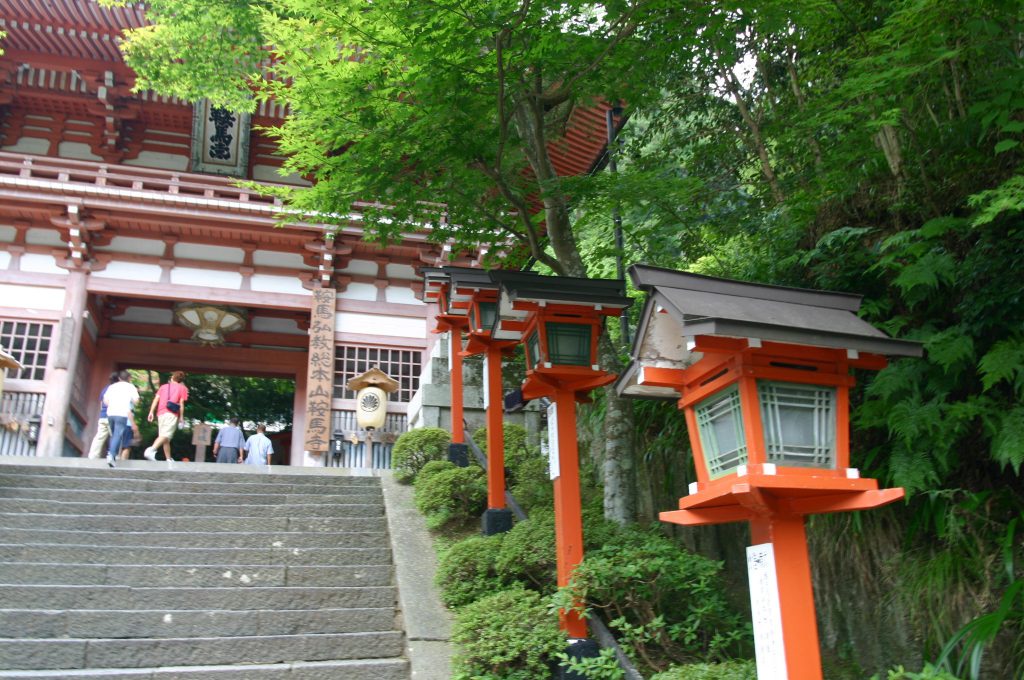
[0,0,618,467]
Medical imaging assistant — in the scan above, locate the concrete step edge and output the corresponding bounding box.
[0,656,410,679]
[0,631,406,670]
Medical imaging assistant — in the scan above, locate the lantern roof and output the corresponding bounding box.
[418,266,449,302]
[489,270,631,309]
[0,345,22,371]
[489,271,631,342]
[617,264,923,399]
[346,366,400,393]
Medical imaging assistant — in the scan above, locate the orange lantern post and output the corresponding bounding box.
[446,267,519,535]
[616,265,922,680]
[421,268,469,456]
[491,271,631,642]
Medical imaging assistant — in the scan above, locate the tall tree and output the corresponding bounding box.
[113,0,693,522]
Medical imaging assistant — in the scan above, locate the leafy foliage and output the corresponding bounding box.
[565,528,749,672]
[435,534,507,609]
[413,465,486,531]
[472,423,553,511]
[392,427,451,483]
[648,660,757,680]
[451,586,564,680]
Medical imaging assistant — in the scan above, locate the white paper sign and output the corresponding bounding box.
[482,353,490,410]
[547,401,559,480]
[747,543,788,680]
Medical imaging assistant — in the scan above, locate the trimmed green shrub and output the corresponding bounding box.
[509,453,553,511]
[451,586,564,680]
[392,427,450,483]
[417,459,457,485]
[567,528,749,671]
[472,422,531,469]
[414,465,486,531]
[649,660,756,680]
[495,510,557,592]
[473,423,554,512]
[436,533,506,608]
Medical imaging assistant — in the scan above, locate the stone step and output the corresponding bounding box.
[0,606,396,639]
[0,528,390,549]
[0,512,388,534]
[0,584,395,611]
[0,657,409,679]
[0,631,405,670]
[0,486,383,505]
[0,544,392,566]
[0,499,384,517]
[0,562,393,587]
[0,472,382,496]
[0,465,381,486]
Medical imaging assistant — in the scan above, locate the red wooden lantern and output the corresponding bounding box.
[445,267,520,534]
[617,265,922,680]
[420,267,470,446]
[491,271,631,640]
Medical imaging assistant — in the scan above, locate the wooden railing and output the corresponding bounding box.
[0,151,287,209]
[327,409,409,469]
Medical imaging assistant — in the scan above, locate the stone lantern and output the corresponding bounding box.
[616,264,922,680]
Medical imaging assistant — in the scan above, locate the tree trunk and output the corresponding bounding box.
[514,95,636,522]
[721,65,785,204]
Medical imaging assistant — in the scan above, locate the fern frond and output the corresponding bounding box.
[978,337,1024,396]
[991,406,1024,474]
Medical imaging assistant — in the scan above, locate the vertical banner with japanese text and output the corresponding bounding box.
[304,287,336,454]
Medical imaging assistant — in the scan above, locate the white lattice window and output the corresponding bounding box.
[694,385,748,478]
[1,320,53,381]
[758,381,837,469]
[333,345,423,403]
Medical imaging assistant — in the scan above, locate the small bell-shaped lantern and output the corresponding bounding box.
[346,367,400,430]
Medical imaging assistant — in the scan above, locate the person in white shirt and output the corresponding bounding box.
[243,424,274,467]
[102,370,140,468]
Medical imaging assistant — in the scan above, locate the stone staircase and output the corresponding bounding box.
[0,461,410,679]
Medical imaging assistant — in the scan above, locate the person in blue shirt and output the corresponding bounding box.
[243,424,274,467]
[212,417,245,464]
[87,372,119,459]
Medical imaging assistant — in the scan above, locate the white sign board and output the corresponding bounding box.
[192,423,213,446]
[747,543,788,679]
[482,353,490,410]
[547,401,559,480]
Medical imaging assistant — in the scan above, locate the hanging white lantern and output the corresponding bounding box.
[346,367,400,430]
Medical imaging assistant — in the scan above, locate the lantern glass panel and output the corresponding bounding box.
[526,330,541,369]
[545,322,591,366]
[695,385,748,478]
[758,381,837,468]
[478,302,497,332]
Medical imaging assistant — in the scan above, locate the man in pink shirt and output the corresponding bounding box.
[143,370,188,464]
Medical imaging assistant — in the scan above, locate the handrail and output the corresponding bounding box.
[461,417,644,679]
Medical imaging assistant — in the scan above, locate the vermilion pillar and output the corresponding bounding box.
[485,344,506,510]
[449,331,465,444]
[749,515,823,680]
[552,388,587,638]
